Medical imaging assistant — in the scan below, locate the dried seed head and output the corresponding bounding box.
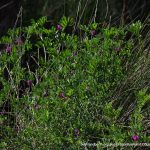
[91,30,96,36]
[27,80,32,87]
[15,38,23,45]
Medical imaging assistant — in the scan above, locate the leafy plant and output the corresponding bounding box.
[0,17,149,149]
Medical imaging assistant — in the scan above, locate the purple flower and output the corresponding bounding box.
[91,30,96,36]
[132,135,139,141]
[115,47,121,52]
[56,24,62,31]
[59,92,67,99]
[27,80,32,87]
[6,45,12,54]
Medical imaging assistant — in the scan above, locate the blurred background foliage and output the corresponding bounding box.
[22,0,149,24]
[0,0,149,37]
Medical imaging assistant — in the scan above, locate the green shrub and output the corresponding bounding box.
[0,17,149,149]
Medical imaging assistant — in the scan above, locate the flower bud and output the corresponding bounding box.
[56,24,62,31]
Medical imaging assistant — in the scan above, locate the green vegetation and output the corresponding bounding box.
[0,16,149,149]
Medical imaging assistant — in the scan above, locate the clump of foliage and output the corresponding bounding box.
[0,16,149,149]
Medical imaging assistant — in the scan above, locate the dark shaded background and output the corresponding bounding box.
[0,0,149,37]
